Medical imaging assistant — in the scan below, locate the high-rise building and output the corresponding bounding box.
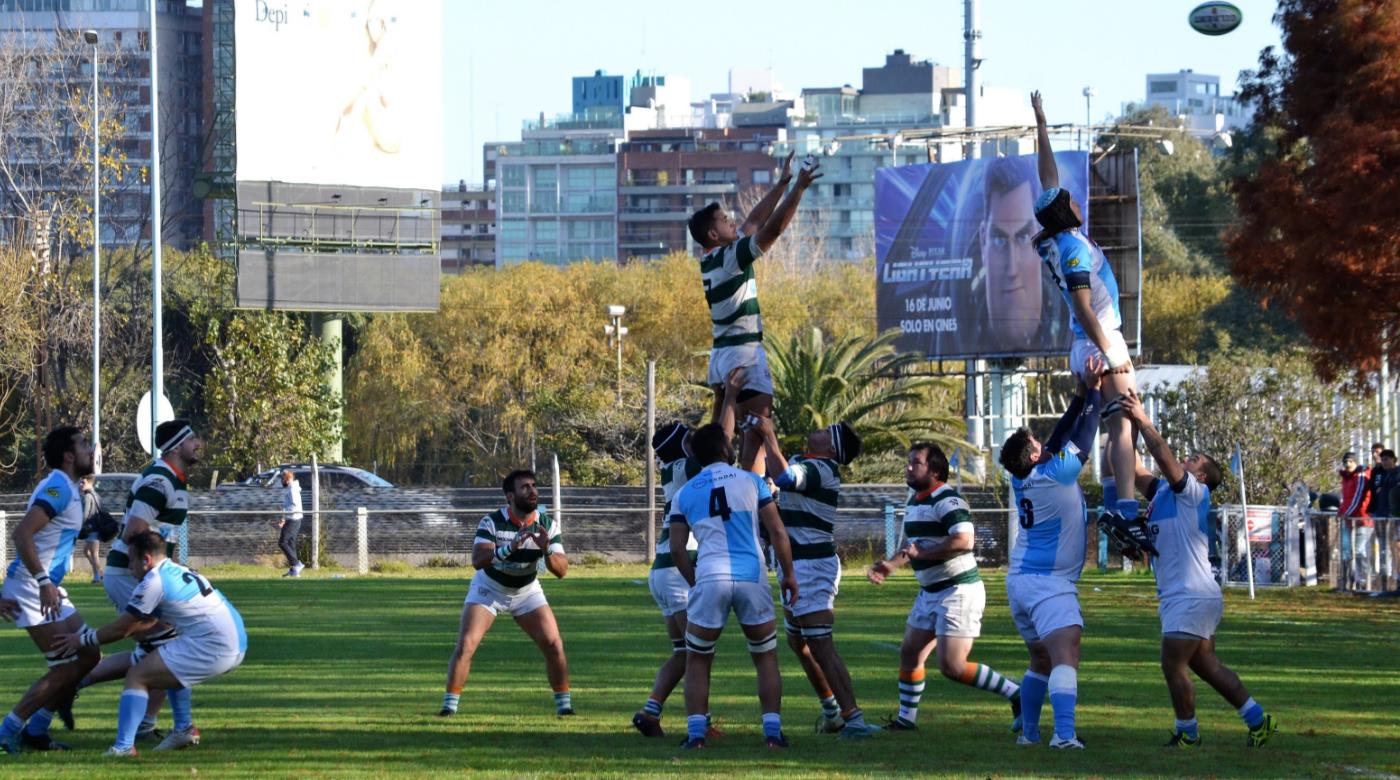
[572,69,624,122]
[0,0,204,248]
[440,180,496,272]
[1143,70,1250,137]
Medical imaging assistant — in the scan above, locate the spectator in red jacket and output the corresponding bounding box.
[1339,451,1374,588]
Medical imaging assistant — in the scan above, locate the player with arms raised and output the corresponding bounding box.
[868,442,1021,733]
[999,357,1104,749]
[1117,393,1278,748]
[688,152,821,474]
[1030,92,1147,544]
[669,423,798,749]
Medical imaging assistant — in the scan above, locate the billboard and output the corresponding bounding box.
[875,152,1090,360]
[234,0,442,191]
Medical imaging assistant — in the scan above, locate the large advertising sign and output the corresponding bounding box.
[235,0,442,191]
[874,152,1090,360]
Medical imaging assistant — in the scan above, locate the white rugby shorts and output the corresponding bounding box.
[1006,574,1083,643]
[906,580,985,638]
[1,575,76,629]
[464,574,548,618]
[708,342,774,396]
[686,578,775,630]
[158,633,244,687]
[778,556,840,618]
[649,567,690,617]
[1070,330,1131,382]
[1159,596,1223,640]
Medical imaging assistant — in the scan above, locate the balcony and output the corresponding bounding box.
[618,182,737,196]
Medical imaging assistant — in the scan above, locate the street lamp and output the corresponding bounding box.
[84,28,101,473]
[1081,86,1097,152]
[605,304,628,404]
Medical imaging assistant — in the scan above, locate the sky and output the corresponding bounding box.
[440,0,1284,185]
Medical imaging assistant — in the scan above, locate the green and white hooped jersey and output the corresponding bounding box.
[776,455,841,560]
[701,234,764,349]
[904,484,980,591]
[107,459,189,570]
[474,507,563,589]
[653,457,700,571]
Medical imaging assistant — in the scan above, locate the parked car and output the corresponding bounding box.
[215,464,457,524]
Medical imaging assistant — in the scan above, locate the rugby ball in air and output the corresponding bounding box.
[1188,2,1243,35]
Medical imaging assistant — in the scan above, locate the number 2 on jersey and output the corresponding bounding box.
[708,487,731,522]
[182,570,213,597]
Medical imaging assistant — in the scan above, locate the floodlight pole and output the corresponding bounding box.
[86,30,101,473]
[148,0,164,454]
[605,305,627,405]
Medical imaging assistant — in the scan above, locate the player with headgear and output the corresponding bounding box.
[688,150,822,478]
[62,419,205,749]
[1116,392,1277,749]
[998,356,1105,749]
[633,368,746,739]
[748,416,878,739]
[867,441,1022,735]
[1030,91,1149,548]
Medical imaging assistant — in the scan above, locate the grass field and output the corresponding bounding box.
[0,563,1397,779]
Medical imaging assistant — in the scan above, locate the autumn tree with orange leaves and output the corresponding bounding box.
[1229,0,1400,378]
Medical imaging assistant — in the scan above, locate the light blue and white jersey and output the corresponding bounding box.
[653,457,701,569]
[1009,445,1089,581]
[6,470,82,585]
[1147,474,1220,602]
[669,462,773,584]
[1036,228,1121,339]
[127,559,247,653]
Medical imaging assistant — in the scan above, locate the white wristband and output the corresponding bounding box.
[34,573,51,585]
[494,543,512,561]
[1104,342,1131,370]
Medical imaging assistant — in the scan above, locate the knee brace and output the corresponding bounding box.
[1048,665,1078,695]
[684,632,717,655]
[799,624,833,640]
[671,638,686,655]
[747,631,779,654]
[44,647,80,667]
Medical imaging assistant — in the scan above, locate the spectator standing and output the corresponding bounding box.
[1338,452,1373,588]
[80,475,104,583]
[277,470,305,577]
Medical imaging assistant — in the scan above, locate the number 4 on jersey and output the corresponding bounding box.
[708,487,732,522]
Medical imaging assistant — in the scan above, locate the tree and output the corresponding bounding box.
[768,327,968,482]
[1229,0,1400,378]
[1153,349,1371,504]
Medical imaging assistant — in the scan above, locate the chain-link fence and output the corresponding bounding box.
[1217,504,1399,593]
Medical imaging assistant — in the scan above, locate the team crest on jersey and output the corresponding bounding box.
[1067,258,1081,268]
[45,487,60,498]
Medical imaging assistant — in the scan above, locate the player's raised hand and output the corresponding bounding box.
[778,150,795,183]
[795,156,823,188]
[867,560,892,585]
[1030,91,1046,122]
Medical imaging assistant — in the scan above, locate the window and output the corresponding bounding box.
[1194,82,1210,94]
[567,221,592,240]
[1149,80,1178,95]
[500,221,527,242]
[533,167,558,188]
[501,165,525,187]
[565,167,593,189]
[534,221,558,242]
[699,169,738,184]
[752,169,771,185]
[501,191,525,213]
[530,190,557,213]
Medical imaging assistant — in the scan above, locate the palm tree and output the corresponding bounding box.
[767,328,970,476]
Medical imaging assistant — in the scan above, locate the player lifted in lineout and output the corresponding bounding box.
[633,367,746,739]
[1030,91,1149,545]
[867,442,1022,735]
[1116,392,1278,749]
[687,150,822,475]
[999,356,1105,749]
